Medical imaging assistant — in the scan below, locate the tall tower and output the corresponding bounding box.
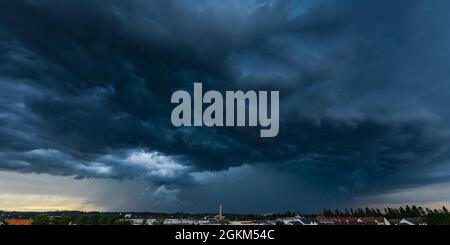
[219,203,223,221]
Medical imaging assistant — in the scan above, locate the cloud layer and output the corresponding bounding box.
[1,0,450,212]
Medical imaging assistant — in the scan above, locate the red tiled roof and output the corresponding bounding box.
[240,221,253,224]
[4,219,33,225]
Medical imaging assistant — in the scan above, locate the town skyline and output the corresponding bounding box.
[2,204,450,225]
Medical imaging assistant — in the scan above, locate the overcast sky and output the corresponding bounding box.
[1,0,450,213]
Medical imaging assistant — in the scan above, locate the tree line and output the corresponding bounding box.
[322,205,450,225]
[32,214,132,225]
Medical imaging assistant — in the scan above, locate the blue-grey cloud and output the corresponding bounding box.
[1,0,450,212]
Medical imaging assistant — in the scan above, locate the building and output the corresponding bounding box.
[298,217,319,225]
[315,217,389,225]
[398,218,427,225]
[229,220,256,225]
[3,219,33,225]
[128,219,145,225]
[215,204,224,221]
[284,217,318,225]
[163,219,198,225]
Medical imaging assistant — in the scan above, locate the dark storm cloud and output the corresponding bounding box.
[1,0,450,211]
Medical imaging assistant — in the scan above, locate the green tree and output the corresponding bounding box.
[33,214,50,225]
[153,217,165,225]
[53,216,71,225]
[114,219,133,225]
[99,215,113,225]
[89,215,100,225]
[219,219,230,225]
[74,215,91,225]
